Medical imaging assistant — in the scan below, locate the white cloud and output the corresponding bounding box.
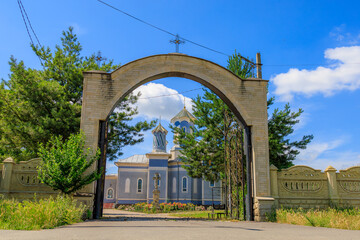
[131,83,194,121]
[329,24,360,45]
[294,139,360,170]
[272,46,360,101]
[296,139,344,163]
[105,163,118,175]
[71,23,86,35]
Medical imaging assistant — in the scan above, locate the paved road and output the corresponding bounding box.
[1,209,359,240]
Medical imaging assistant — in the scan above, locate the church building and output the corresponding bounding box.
[103,107,221,207]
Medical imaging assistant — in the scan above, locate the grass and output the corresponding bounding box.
[267,207,360,230]
[0,194,86,230]
[169,210,227,219]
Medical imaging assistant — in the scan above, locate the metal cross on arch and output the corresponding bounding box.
[170,34,185,53]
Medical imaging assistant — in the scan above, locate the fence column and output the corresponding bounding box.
[270,165,279,207]
[325,166,339,205]
[1,158,14,196]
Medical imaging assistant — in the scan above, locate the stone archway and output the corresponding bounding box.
[80,53,273,221]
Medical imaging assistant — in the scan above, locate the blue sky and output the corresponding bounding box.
[1,0,360,173]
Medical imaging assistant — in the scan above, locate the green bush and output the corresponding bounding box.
[0,195,86,230]
[129,202,199,213]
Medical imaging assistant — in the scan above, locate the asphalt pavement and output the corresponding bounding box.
[1,209,359,240]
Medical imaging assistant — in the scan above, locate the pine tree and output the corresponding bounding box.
[173,51,313,178]
[268,103,313,169]
[0,27,155,162]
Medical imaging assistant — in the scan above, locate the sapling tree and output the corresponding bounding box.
[38,132,101,194]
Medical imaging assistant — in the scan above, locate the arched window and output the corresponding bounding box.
[107,188,114,199]
[172,177,177,193]
[183,127,186,132]
[182,177,188,192]
[193,179,197,193]
[137,178,143,193]
[125,178,130,193]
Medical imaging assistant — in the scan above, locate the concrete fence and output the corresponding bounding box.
[0,157,57,201]
[2,156,360,213]
[270,165,360,209]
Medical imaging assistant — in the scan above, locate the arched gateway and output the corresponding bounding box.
[80,53,274,221]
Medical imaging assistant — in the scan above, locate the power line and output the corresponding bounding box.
[17,0,34,46]
[138,88,203,100]
[98,1,360,69]
[263,62,360,67]
[17,0,42,64]
[96,0,255,66]
[18,0,42,47]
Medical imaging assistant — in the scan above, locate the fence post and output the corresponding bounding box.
[256,53,262,79]
[1,158,14,196]
[270,165,279,207]
[325,166,339,206]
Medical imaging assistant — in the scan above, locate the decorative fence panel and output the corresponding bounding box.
[0,158,57,201]
[336,166,360,207]
[271,165,360,209]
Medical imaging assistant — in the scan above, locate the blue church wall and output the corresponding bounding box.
[104,178,117,204]
[149,159,168,167]
[167,168,179,201]
[202,180,222,205]
[167,166,193,203]
[117,169,148,203]
[191,178,202,202]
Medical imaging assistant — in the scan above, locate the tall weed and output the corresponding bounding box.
[0,195,86,230]
[271,207,360,230]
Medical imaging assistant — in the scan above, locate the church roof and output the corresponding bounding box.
[170,107,195,123]
[117,154,148,163]
[152,123,168,134]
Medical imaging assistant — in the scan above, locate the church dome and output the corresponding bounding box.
[152,122,168,134]
[170,106,195,124]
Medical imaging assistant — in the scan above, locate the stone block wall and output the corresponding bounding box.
[270,165,360,209]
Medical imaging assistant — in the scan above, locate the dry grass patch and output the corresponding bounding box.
[268,207,360,230]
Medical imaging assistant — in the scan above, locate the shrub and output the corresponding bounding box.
[38,132,101,194]
[130,202,203,213]
[0,195,86,230]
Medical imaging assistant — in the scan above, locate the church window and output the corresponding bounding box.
[172,177,176,193]
[183,127,186,132]
[107,188,114,199]
[182,177,188,192]
[210,181,215,187]
[125,178,130,193]
[137,178,143,193]
[193,179,197,193]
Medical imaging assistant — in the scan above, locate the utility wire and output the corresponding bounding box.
[96,0,255,66]
[17,0,42,64]
[98,1,360,69]
[138,87,203,100]
[19,0,42,47]
[17,0,34,46]
[264,62,360,67]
